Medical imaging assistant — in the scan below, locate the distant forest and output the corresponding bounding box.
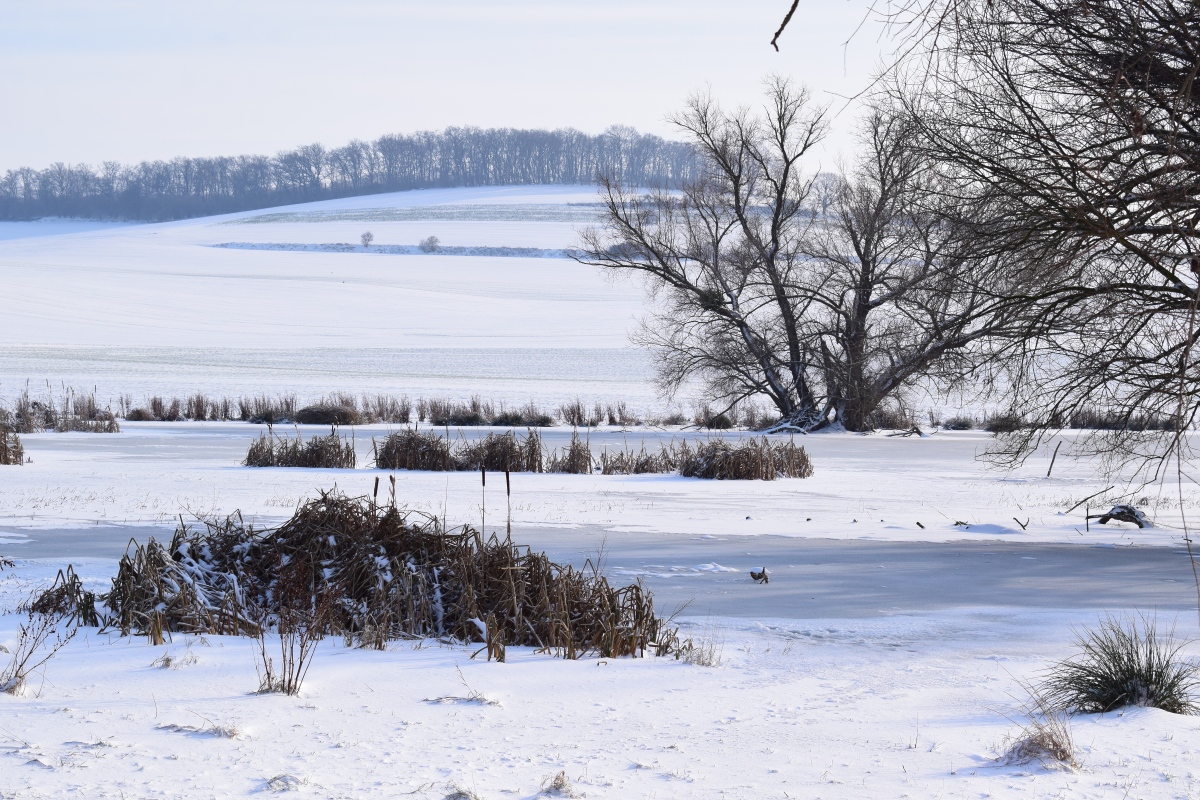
[0,126,698,221]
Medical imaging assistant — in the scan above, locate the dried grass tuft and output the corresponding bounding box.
[999,686,1079,770]
[1041,613,1199,715]
[540,771,579,797]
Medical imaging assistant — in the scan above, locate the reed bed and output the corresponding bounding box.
[244,429,357,468]
[374,429,544,472]
[97,491,677,660]
[5,388,119,434]
[373,429,813,480]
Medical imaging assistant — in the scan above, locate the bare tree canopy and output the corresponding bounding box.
[895,0,1200,465]
[578,79,1013,431]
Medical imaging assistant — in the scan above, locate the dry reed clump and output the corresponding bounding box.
[1040,613,1200,715]
[598,442,673,475]
[0,430,24,465]
[8,388,119,434]
[244,428,357,469]
[676,437,813,480]
[93,491,678,660]
[558,399,603,428]
[374,428,456,471]
[374,429,544,472]
[455,430,544,472]
[545,430,595,474]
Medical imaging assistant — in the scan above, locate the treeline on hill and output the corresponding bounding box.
[0,126,697,221]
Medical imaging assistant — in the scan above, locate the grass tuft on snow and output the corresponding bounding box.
[1041,613,1200,715]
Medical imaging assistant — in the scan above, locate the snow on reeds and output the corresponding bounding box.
[81,491,679,661]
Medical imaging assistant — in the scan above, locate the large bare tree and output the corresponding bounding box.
[578,80,1012,431]
[895,0,1200,465]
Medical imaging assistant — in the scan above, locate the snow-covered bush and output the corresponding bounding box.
[93,491,679,660]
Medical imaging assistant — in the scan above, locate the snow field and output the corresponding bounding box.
[1,581,1199,799]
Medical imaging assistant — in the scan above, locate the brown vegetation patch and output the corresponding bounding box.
[98,491,677,660]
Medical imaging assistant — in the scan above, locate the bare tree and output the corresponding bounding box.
[897,0,1200,465]
[799,111,1010,430]
[578,81,1008,431]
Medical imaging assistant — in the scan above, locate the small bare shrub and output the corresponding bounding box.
[1041,613,1199,715]
[31,567,99,627]
[419,235,440,253]
[1,605,79,695]
[868,405,916,430]
[255,560,333,696]
[943,415,975,430]
[604,401,639,427]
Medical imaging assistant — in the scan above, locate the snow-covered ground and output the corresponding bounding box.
[0,186,666,412]
[3,187,1200,798]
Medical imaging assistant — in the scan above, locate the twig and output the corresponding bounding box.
[770,0,801,51]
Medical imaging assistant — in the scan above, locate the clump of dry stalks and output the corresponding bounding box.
[999,684,1080,771]
[85,491,678,661]
[244,427,357,468]
[675,437,813,480]
[0,430,24,465]
[374,429,813,480]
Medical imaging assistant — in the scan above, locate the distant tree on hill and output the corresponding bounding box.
[0,127,698,222]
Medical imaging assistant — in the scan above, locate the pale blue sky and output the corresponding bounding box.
[0,1,888,170]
